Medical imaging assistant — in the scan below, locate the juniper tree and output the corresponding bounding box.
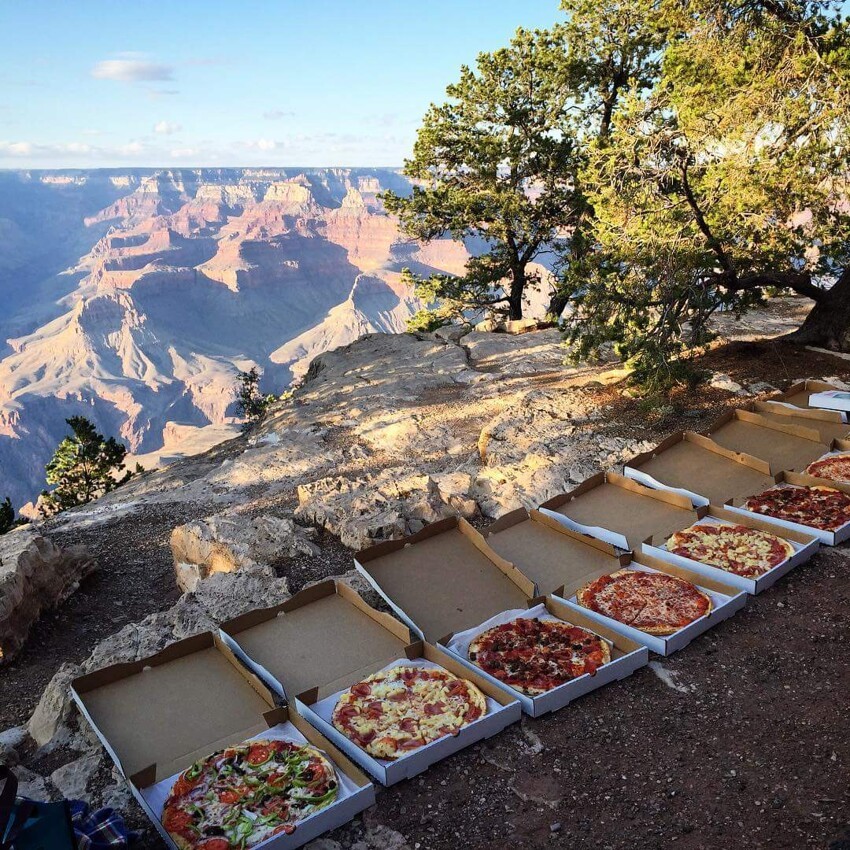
[0,497,14,535]
[236,367,276,431]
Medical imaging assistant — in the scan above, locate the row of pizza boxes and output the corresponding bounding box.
[68,380,848,849]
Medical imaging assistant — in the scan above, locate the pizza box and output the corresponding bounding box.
[353,515,536,641]
[623,430,775,508]
[808,390,850,415]
[750,400,850,444]
[480,507,745,656]
[701,409,829,472]
[440,596,648,717]
[219,579,521,785]
[70,631,375,850]
[771,380,848,421]
[724,470,850,545]
[640,504,819,595]
[537,471,700,551]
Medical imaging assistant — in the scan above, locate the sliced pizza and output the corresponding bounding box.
[666,522,794,578]
[805,452,850,485]
[576,568,712,636]
[743,484,850,531]
[467,616,611,695]
[162,738,338,849]
[332,665,487,760]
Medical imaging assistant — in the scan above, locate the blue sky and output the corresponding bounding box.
[0,0,562,169]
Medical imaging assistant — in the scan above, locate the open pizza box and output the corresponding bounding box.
[482,505,746,656]
[218,579,521,785]
[71,631,375,850]
[701,409,829,472]
[748,400,850,444]
[639,503,819,595]
[623,430,776,508]
[769,380,848,420]
[723,469,850,546]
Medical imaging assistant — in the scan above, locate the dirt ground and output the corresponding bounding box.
[2,335,850,849]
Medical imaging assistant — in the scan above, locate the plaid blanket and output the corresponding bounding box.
[69,801,137,849]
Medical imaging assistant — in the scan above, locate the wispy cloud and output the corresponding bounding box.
[91,54,174,82]
[263,110,295,120]
[153,120,183,135]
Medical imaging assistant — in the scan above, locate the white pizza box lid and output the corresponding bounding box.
[624,430,775,508]
[775,380,845,413]
[751,400,850,443]
[701,408,829,473]
[439,596,648,717]
[724,470,850,546]
[641,505,819,595]
[70,630,374,801]
[808,390,850,414]
[537,471,700,552]
[353,516,534,644]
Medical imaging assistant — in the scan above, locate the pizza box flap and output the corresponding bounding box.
[354,516,534,643]
[483,509,630,596]
[539,472,698,551]
[777,380,843,410]
[221,580,412,701]
[703,409,828,470]
[72,632,277,785]
[626,430,775,504]
[750,401,850,443]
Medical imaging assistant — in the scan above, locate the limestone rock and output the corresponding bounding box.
[350,826,412,850]
[503,317,539,335]
[13,766,53,801]
[0,530,95,662]
[709,373,746,395]
[50,752,101,799]
[28,662,82,748]
[171,512,319,592]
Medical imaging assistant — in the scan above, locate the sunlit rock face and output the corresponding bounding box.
[0,168,485,507]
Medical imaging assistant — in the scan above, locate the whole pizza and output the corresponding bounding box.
[332,665,486,760]
[805,452,850,484]
[743,484,850,531]
[467,616,611,695]
[162,739,338,849]
[666,522,794,578]
[576,568,712,636]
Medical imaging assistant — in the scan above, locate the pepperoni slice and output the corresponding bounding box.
[197,839,233,850]
[162,806,193,837]
[218,787,244,804]
[351,682,372,697]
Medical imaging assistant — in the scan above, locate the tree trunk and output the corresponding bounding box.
[508,267,525,320]
[546,289,569,322]
[784,267,850,351]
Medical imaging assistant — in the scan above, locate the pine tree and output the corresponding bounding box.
[0,497,14,535]
[236,368,276,431]
[40,417,133,516]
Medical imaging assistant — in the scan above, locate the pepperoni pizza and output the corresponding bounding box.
[743,484,850,531]
[805,452,850,484]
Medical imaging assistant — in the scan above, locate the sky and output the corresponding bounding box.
[0,0,563,169]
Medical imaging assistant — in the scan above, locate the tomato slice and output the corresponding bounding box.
[197,839,233,850]
[218,788,244,804]
[162,806,193,836]
[247,743,272,766]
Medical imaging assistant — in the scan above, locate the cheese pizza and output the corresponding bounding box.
[576,568,712,636]
[467,616,611,695]
[162,739,338,849]
[805,452,850,484]
[332,665,486,760]
[666,522,794,578]
[743,484,850,531]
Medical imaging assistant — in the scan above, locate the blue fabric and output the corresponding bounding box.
[69,801,137,849]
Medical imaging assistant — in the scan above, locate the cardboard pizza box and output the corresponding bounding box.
[219,579,521,785]
[481,507,746,656]
[724,470,850,546]
[750,400,850,444]
[353,516,536,641]
[71,631,375,850]
[701,409,829,472]
[640,504,819,595]
[807,389,850,415]
[553,552,747,656]
[537,471,699,551]
[771,380,847,420]
[623,430,775,508]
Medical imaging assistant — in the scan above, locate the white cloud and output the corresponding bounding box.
[263,110,295,120]
[92,57,174,82]
[170,147,199,158]
[0,141,33,156]
[257,138,276,151]
[154,120,182,135]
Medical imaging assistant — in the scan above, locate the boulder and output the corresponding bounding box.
[28,662,82,748]
[502,318,539,335]
[171,512,319,592]
[0,530,96,663]
[50,752,101,799]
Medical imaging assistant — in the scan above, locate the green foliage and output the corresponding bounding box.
[383,27,585,321]
[0,497,14,535]
[237,367,276,431]
[559,0,850,391]
[40,417,133,516]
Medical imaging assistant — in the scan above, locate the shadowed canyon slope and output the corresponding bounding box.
[0,168,481,508]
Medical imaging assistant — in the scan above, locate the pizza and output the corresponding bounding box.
[805,452,850,484]
[575,568,712,636]
[743,484,850,531]
[467,616,611,695]
[332,665,487,760]
[666,522,794,578]
[162,739,338,849]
